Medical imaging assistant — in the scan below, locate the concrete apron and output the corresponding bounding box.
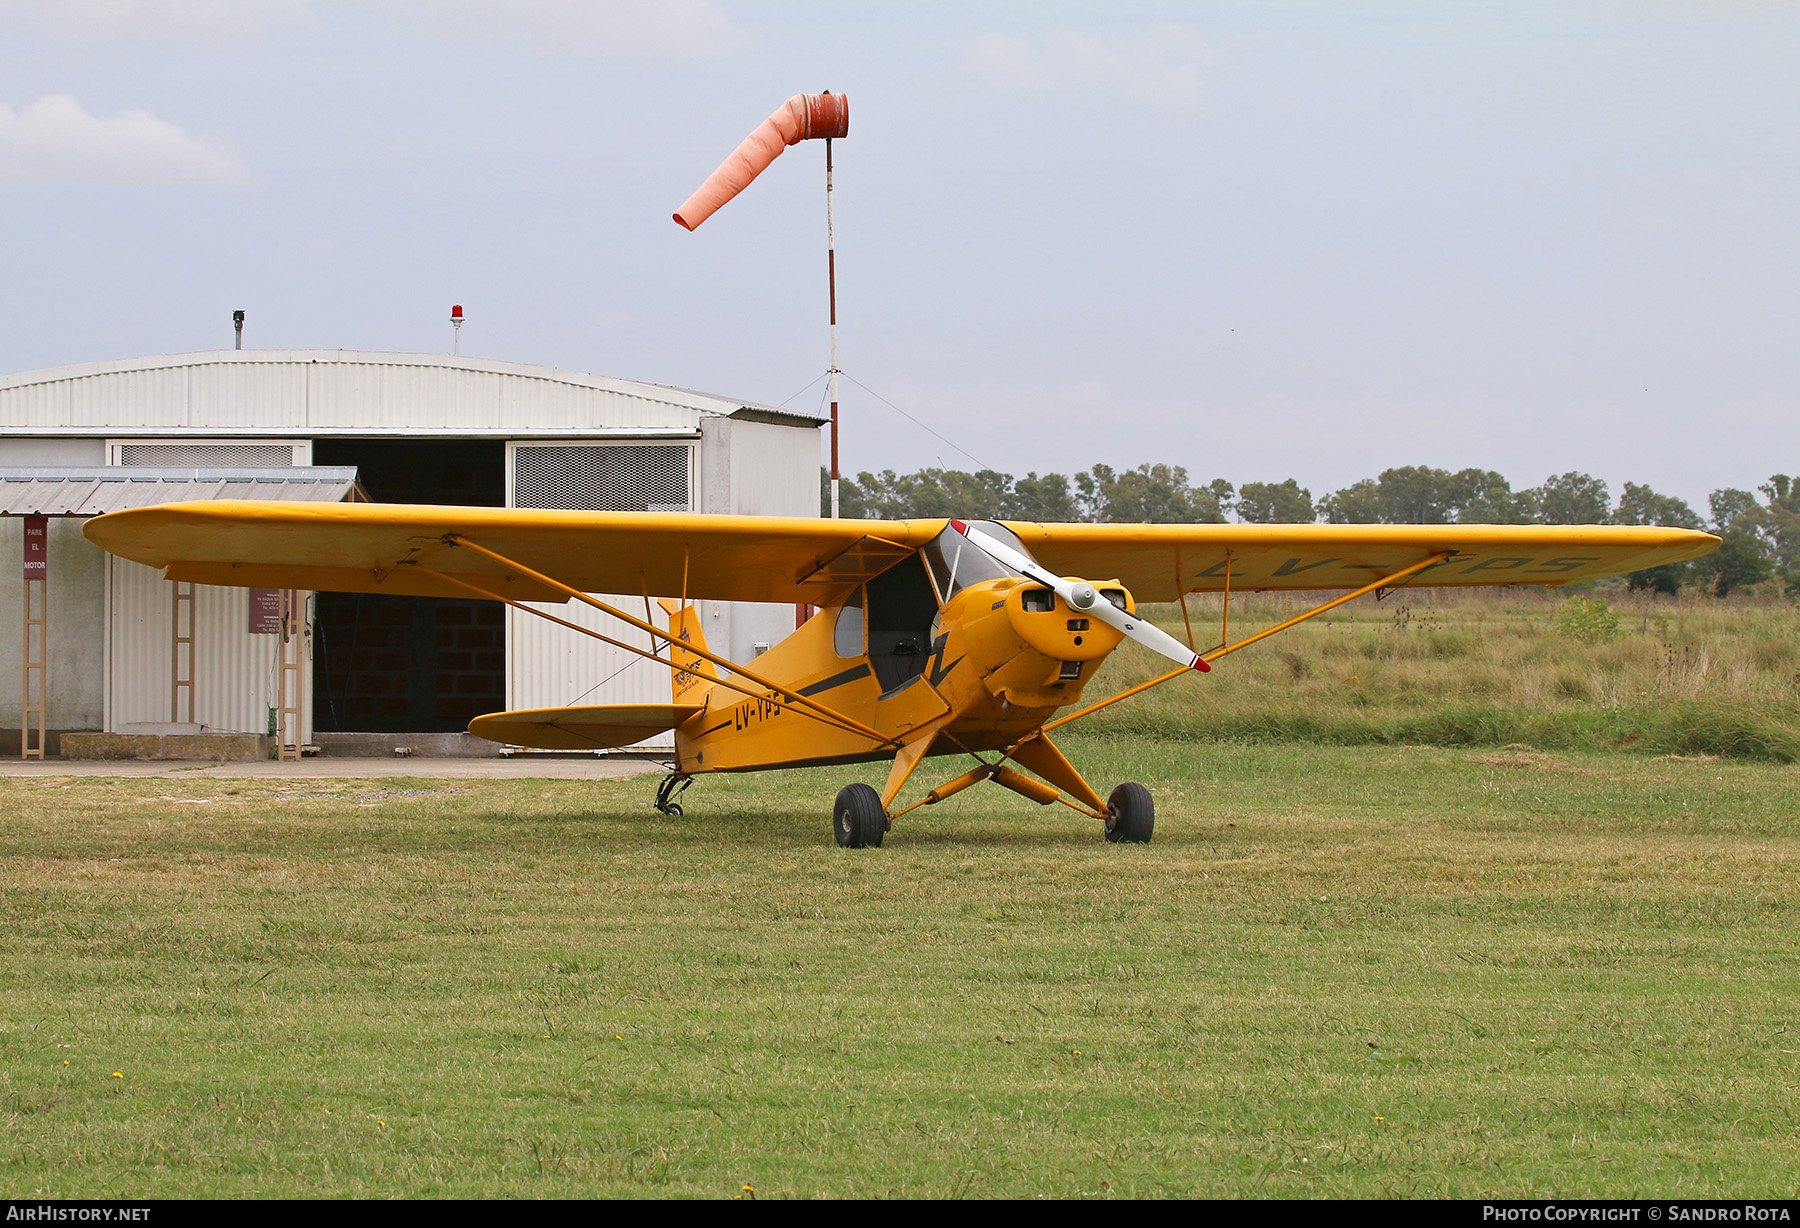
[0,757,663,780]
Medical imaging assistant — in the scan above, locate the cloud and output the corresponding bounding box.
[0,95,250,188]
[968,26,1211,109]
[0,0,743,57]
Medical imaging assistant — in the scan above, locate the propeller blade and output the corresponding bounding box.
[949,520,1209,672]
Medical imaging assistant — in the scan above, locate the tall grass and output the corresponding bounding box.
[1091,588,1800,761]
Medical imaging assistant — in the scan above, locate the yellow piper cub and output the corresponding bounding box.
[84,505,1718,847]
[639,522,1154,840]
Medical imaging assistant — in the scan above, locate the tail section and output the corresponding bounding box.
[658,599,721,703]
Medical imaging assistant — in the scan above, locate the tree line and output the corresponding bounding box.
[823,462,1800,597]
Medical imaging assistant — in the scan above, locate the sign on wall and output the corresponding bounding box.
[248,588,281,635]
[22,515,47,580]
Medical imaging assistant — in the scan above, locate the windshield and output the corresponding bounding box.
[921,521,1038,604]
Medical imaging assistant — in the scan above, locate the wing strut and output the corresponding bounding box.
[430,536,900,748]
[411,564,883,743]
[1039,551,1452,735]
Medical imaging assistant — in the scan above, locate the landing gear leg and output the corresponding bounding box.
[1104,782,1154,844]
[654,773,693,817]
[833,783,887,848]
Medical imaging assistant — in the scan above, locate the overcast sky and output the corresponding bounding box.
[1,1,1796,513]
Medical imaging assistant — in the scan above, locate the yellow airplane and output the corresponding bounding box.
[85,505,1717,846]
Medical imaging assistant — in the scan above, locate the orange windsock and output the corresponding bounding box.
[673,92,849,231]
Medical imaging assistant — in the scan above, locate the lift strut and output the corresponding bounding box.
[882,552,1456,823]
[409,539,898,749]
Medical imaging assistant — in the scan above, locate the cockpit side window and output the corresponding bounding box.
[921,521,1038,604]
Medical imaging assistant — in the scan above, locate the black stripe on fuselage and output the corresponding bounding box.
[798,663,873,697]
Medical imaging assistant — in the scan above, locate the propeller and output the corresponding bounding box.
[948,520,1210,672]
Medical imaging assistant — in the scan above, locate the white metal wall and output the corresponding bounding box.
[697,416,825,665]
[106,556,312,738]
[503,441,699,747]
[0,517,108,732]
[1,352,733,436]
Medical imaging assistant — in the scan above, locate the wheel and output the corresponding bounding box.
[662,804,683,818]
[833,783,886,848]
[1104,782,1154,844]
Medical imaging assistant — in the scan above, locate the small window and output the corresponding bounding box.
[834,590,865,658]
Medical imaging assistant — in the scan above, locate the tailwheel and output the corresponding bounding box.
[833,783,887,848]
[1104,782,1154,844]
[654,772,693,817]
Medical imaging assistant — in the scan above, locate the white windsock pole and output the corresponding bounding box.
[827,136,840,519]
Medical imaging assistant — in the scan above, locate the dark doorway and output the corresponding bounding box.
[866,553,940,694]
[311,440,507,733]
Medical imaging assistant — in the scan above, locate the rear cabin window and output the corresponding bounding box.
[833,591,865,658]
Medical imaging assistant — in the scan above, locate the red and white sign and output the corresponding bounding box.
[22,515,47,580]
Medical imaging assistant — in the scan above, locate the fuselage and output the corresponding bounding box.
[674,524,1136,773]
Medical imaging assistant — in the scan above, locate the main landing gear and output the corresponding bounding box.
[831,777,1155,846]
[1104,782,1154,844]
[833,783,888,848]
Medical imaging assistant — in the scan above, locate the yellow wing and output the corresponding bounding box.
[83,502,938,605]
[1009,522,1721,602]
[84,501,1718,606]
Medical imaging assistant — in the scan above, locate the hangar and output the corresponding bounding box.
[0,349,823,756]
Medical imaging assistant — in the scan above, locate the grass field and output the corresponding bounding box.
[4,733,1797,1198]
[1107,589,1800,761]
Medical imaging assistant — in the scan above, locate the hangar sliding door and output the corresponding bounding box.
[104,440,314,738]
[106,558,312,739]
[504,443,694,748]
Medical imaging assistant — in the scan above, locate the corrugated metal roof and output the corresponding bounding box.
[0,466,364,516]
[0,350,827,435]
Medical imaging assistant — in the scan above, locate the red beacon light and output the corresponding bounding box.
[449,304,465,355]
[450,304,463,321]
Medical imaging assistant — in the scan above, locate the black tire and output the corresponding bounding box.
[1105,782,1154,844]
[662,804,683,818]
[833,783,886,848]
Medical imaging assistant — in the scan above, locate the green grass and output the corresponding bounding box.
[4,737,1798,1197]
[1103,589,1800,760]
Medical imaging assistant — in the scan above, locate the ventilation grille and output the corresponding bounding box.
[514,445,690,512]
[117,443,299,467]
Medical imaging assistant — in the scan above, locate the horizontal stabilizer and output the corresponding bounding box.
[469,703,704,751]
